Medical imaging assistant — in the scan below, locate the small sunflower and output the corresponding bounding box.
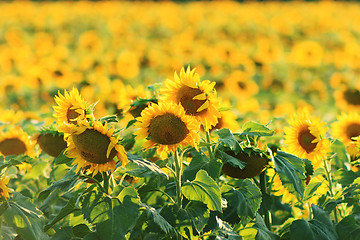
[134,101,200,153]
[36,130,67,158]
[331,112,360,158]
[0,127,35,158]
[334,85,360,111]
[0,175,11,200]
[65,120,128,176]
[160,66,221,131]
[53,88,89,126]
[223,70,259,99]
[283,110,330,169]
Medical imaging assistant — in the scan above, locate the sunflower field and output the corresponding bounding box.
[1,1,360,239]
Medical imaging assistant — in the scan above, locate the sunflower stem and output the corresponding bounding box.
[322,158,339,223]
[80,175,107,194]
[173,148,182,208]
[205,130,215,161]
[259,170,271,231]
[102,172,110,194]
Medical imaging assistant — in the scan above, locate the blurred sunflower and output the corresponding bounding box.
[334,85,360,111]
[135,101,199,153]
[283,110,330,169]
[0,175,10,200]
[331,112,360,158]
[65,120,128,176]
[160,66,220,131]
[0,127,35,158]
[290,40,324,68]
[223,70,259,99]
[53,88,91,127]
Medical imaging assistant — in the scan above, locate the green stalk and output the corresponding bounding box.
[174,149,183,207]
[323,158,339,223]
[102,172,110,195]
[205,130,215,161]
[259,171,271,230]
[80,175,107,194]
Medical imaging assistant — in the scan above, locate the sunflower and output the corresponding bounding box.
[160,66,221,131]
[0,127,35,158]
[65,120,128,176]
[53,88,90,126]
[331,112,360,158]
[290,40,324,68]
[134,101,200,153]
[223,70,259,99]
[0,175,11,200]
[36,130,67,157]
[283,110,330,170]
[333,85,360,111]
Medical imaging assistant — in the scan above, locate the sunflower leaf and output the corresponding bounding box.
[125,153,168,178]
[215,128,242,154]
[336,215,360,240]
[272,151,306,201]
[183,152,222,181]
[289,219,337,240]
[253,213,280,240]
[240,121,275,137]
[141,203,175,235]
[182,169,222,212]
[222,179,262,226]
[81,185,140,240]
[3,192,49,240]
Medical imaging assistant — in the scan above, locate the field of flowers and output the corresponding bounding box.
[1,1,360,239]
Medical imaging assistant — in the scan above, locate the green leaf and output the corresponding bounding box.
[72,224,91,238]
[216,149,246,169]
[51,226,75,240]
[336,215,360,240]
[311,204,338,238]
[213,216,243,240]
[81,185,140,240]
[253,214,280,240]
[331,139,350,166]
[335,169,360,186]
[183,152,222,181]
[215,128,242,154]
[38,166,80,201]
[273,151,306,201]
[3,193,49,240]
[222,179,262,226]
[0,154,35,172]
[44,197,80,231]
[240,121,274,137]
[54,150,73,165]
[126,153,168,178]
[184,201,210,234]
[290,219,337,240]
[142,203,175,234]
[182,170,222,212]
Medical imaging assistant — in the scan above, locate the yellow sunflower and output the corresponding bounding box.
[65,120,128,176]
[333,85,360,111]
[134,101,200,153]
[223,70,259,99]
[53,88,90,127]
[160,66,221,131]
[331,112,360,158]
[283,110,330,170]
[0,127,35,158]
[0,175,11,200]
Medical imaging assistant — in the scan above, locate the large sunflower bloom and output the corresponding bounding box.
[65,120,128,176]
[134,101,200,153]
[331,112,360,158]
[160,66,221,131]
[53,88,89,127]
[283,110,330,169]
[0,175,11,200]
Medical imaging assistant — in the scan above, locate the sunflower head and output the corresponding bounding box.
[53,88,91,126]
[65,120,128,176]
[37,129,67,157]
[332,112,360,158]
[0,175,11,200]
[135,101,200,153]
[0,127,35,158]
[283,110,330,170]
[334,85,360,111]
[160,66,221,131]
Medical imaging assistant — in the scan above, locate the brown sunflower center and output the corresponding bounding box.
[72,129,117,164]
[344,89,360,106]
[148,113,189,145]
[0,138,27,156]
[67,107,81,124]
[37,133,67,157]
[298,128,317,153]
[176,86,206,115]
[237,82,246,90]
[345,123,360,141]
